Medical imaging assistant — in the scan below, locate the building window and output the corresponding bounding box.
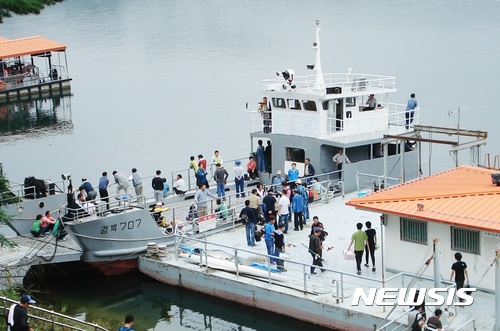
[400,217,427,244]
[451,227,480,255]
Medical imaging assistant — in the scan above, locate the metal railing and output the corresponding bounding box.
[262,73,396,93]
[0,179,65,206]
[355,171,401,193]
[1,296,108,331]
[249,104,420,143]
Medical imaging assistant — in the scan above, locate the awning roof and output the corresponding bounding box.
[346,166,500,233]
[0,36,66,59]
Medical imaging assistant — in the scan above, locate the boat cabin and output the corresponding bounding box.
[0,36,71,102]
[249,22,420,192]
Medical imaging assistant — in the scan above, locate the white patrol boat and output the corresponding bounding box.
[250,20,420,193]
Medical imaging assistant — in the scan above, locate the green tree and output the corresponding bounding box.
[0,172,18,248]
[0,0,64,23]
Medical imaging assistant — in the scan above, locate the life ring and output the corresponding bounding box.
[0,80,4,90]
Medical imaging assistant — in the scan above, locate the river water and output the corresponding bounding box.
[1,0,499,330]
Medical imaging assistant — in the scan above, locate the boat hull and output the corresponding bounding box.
[139,256,379,331]
[2,192,67,235]
[89,259,138,276]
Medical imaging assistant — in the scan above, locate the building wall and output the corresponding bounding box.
[384,214,498,292]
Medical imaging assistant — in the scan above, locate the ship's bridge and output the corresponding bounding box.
[255,72,416,144]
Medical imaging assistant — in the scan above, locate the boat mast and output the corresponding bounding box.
[313,20,325,90]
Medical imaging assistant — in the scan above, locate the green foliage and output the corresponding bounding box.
[0,0,65,23]
[0,172,18,248]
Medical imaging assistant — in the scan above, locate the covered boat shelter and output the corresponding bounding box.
[0,36,71,102]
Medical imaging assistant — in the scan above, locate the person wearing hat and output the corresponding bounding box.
[309,227,324,274]
[273,170,285,193]
[233,160,246,198]
[8,294,35,331]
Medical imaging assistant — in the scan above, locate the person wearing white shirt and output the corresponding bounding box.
[332,148,351,179]
[173,174,188,195]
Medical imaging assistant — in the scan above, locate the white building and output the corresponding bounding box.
[347,165,500,292]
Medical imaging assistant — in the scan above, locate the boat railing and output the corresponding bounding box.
[170,156,251,192]
[262,73,396,93]
[2,65,69,90]
[0,296,108,331]
[355,171,401,194]
[0,179,65,206]
[250,104,420,142]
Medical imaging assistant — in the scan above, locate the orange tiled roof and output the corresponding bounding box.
[346,166,500,233]
[0,36,66,59]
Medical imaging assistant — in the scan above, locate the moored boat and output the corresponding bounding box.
[0,174,67,235]
[250,20,420,193]
[0,36,71,103]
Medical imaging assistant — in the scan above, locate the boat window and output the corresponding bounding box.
[345,97,356,107]
[451,227,480,255]
[285,147,305,163]
[272,98,286,109]
[287,99,301,110]
[302,100,317,111]
[400,217,427,245]
[322,101,329,110]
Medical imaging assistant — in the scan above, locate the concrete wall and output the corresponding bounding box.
[384,214,497,292]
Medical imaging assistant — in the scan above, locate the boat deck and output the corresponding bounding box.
[139,192,494,331]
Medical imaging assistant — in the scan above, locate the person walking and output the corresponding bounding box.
[151,170,164,203]
[426,309,443,331]
[405,93,417,129]
[347,222,368,275]
[118,314,135,331]
[450,252,470,301]
[364,221,377,272]
[129,168,144,203]
[8,294,36,331]
[264,215,276,263]
[274,222,287,271]
[291,188,305,231]
[309,227,323,274]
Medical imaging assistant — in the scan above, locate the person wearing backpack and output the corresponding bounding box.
[118,314,135,331]
[407,305,425,331]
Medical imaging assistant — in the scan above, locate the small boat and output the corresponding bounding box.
[0,174,67,235]
[0,36,71,103]
[179,251,287,282]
